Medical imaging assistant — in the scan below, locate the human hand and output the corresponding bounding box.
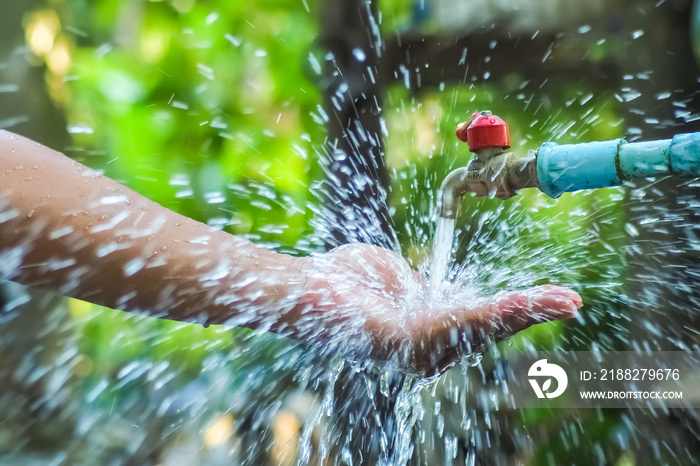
[297,243,582,376]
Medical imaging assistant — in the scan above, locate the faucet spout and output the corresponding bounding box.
[438,167,469,219]
[438,151,540,219]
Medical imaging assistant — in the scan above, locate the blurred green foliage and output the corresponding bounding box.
[62,0,323,244]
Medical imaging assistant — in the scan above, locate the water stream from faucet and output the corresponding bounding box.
[429,216,456,301]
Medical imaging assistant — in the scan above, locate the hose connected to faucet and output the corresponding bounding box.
[438,110,700,219]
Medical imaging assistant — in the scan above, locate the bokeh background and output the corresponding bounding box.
[1,0,700,464]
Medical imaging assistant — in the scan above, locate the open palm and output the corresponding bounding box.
[302,243,582,375]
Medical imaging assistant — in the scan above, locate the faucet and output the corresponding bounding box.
[438,111,539,218]
[438,110,700,219]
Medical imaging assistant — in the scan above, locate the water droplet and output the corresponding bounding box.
[123,258,145,277]
[68,123,94,134]
[625,223,639,237]
[308,52,322,75]
[352,48,366,62]
[224,33,240,47]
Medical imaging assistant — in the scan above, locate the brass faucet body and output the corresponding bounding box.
[438,148,540,219]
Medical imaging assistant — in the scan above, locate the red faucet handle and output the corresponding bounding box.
[455,112,480,143]
[455,111,510,152]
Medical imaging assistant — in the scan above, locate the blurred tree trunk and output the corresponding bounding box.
[318,0,396,249]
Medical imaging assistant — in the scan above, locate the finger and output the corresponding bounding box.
[491,287,582,337]
[436,286,581,345]
[528,285,583,307]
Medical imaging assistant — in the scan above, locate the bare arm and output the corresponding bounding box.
[0,130,308,327]
[0,130,582,375]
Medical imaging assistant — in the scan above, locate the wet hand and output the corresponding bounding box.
[298,243,582,376]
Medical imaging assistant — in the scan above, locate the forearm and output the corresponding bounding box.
[0,130,310,328]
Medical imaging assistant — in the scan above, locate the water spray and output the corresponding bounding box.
[438,110,700,219]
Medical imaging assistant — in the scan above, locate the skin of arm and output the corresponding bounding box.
[0,130,307,328]
[0,130,582,375]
